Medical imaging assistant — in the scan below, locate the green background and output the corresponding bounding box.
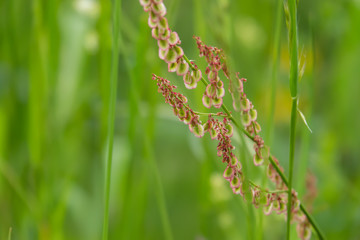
[1,0,360,239]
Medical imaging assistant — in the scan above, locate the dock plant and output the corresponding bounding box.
[139,0,325,239]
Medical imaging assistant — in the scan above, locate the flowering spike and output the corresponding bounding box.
[202,94,212,108]
[168,31,180,45]
[164,47,177,63]
[168,62,178,72]
[176,60,189,76]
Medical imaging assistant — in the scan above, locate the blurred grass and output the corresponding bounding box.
[1,0,360,239]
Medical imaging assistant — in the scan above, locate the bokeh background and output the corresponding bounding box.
[1,0,360,239]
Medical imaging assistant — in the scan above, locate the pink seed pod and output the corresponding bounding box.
[205,84,216,97]
[148,16,158,28]
[151,3,167,16]
[216,87,225,98]
[253,153,264,166]
[249,108,257,121]
[229,155,238,167]
[230,176,241,189]
[223,166,234,181]
[191,68,202,82]
[263,202,273,215]
[202,94,212,108]
[183,71,197,89]
[159,28,171,40]
[176,60,189,76]
[168,31,180,46]
[191,123,204,138]
[224,122,234,137]
[158,48,167,60]
[168,62,178,72]
[158,39,169,50]
[240,111,251,127]
[152,0,162,4]
[140,0,151,7]
[173,46,184,59]
[212,96,223,109]
[240,97,251,111]
[157,17,168,29]
[164,47,178,63]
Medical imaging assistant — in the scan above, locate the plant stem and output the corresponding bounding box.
[286,0,299,238]
[102,0,121,239]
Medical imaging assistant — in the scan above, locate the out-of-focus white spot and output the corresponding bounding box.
[210,173,230,202]
[74,0,100,18]
[235,17,266,51]
[84,30,99,53]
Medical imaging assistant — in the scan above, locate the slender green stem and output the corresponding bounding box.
[8,227,12,240]
[286,0,299,239]
[102,0,121,239]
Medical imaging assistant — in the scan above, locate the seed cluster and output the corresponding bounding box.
[141,0,202,89]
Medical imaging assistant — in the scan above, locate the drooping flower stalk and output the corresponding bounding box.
[141,1,324,239]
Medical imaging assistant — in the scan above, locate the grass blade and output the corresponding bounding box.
[102,0,121,239]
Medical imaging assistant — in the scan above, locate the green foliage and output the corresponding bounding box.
[0,0,360,239]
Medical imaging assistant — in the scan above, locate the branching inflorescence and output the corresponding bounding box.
[141,1,314,239]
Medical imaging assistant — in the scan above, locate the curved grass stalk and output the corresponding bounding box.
[286,0,299,239]
[102,0,121,239]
